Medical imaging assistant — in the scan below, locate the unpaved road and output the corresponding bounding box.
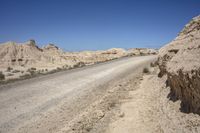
[0,56,156,133]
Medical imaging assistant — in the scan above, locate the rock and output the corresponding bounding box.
[95,110,105,119]
[158,15,200,114]
[0,40,158,80]
[127,48,158,56]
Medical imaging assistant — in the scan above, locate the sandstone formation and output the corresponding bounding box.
[0,40,157,80]
[127,48,158,56]
[158,15,200,114]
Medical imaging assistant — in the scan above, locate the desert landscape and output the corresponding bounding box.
[0,40,157,82]
[0,0,200,133]
[0,15,200,133]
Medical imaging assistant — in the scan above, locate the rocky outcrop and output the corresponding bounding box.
[158,15,200,114]
[0,41,69,68]
[0,40,44,67]
[0,40,158,80]
[127,48,158,56]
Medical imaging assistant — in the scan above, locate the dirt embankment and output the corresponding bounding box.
[105,15,200,133]
[106,66,200,133]
[158,15,200,114]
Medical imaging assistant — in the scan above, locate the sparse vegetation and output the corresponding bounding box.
[20,74,31,79]
[74,62,85,68]
[143,67,149,73]
[150,61,158,67]
[7,73,14,76]
[6,67,13,72]
[12,69,20,73]
[62,65,69,69]
[0,72,5,80]
[29,71,35,76]
[57,67,62,71]
[27,68,36,75]
[150,62,155,67]
[30,67,36,71]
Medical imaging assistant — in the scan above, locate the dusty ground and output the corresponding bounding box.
[0,56,156,133]
[106,67,200,133]
[1,55,200,133]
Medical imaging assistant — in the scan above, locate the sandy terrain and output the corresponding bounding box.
[107,67,200,133]
[0,55,156,133]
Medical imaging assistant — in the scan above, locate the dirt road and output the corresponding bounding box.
[0,56,156,133]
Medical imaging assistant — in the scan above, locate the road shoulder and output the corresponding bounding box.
[57,68,144,133]
[106,67,200,133]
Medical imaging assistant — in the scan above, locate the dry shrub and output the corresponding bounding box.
[6,67,13,72]
[143,67,149,73]
[0,72,5,80]
[150,61,158,67]
[20,74,31,79]
[12,70,20,73]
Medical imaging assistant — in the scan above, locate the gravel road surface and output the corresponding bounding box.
[0,56,156,133]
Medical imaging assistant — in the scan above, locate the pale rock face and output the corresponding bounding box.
[127,48,158,56]
[0,40,157,80]
[0,41,44,67]
[158,15,200,114]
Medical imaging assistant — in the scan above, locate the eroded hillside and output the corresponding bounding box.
[158,15,200,114]
[0,41,157,81]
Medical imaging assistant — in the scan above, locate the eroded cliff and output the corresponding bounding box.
[158,15,200,114]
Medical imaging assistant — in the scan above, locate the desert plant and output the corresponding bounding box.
[20,74,31,79]
[0,72,5,80]
[6,67,13,72]
[27,67,37,75]
[30,67,36,71]
[150,61,158,67]
[154,60,159,66]
[150,62,155,67]
[29,71,35,75]
[74,62,85,68]
[62,65,69,69]
[143,67,149,73]
[27,69,35,75]
[57,67,62,71]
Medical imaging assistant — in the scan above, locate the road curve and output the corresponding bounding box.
[0,55,156,133]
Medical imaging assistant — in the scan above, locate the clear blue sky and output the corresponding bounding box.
[0,0,199,51]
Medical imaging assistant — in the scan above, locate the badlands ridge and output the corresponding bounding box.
[0,41,157,81]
